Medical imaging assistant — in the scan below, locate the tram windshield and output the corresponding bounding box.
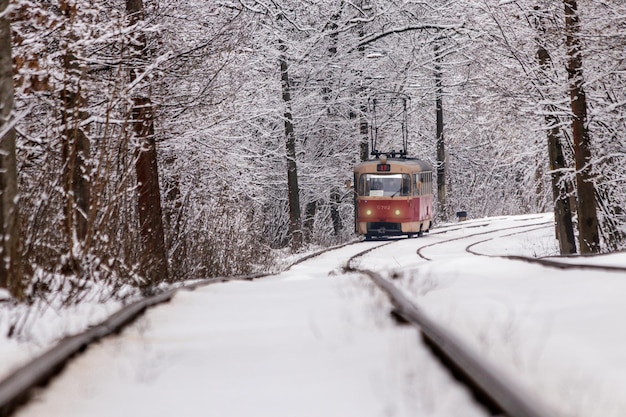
[358,173,411,197]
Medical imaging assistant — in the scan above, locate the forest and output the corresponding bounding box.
[0,0,624,304]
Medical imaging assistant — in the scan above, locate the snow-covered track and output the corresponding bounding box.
[0,238,370,417]
[0,272,269,417]
[342,219,558,417]
[416,220,553,261]
[466,228,626,273]
[346,264,553,417]
[0,287,176,417]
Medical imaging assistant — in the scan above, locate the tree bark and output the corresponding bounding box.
[0,0,23,298]
[564,0,600,253]
[58,5,91,272]
[434,43,446,217]
[533,6,577,254]
[127,0,169,283]
[357,8,369,162]
[279,39,302,251]
[60,51,90,250]
[330,188,342,236]
[359,108,369,162]
[545,114,577,254]
[303,200,317,243]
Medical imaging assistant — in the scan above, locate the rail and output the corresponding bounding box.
[347,266,554,417]
[463,224,626,273]
[0,271,273,417]
[3,222,600,417]
[0,237,370,417]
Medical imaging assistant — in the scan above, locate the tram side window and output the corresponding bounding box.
[426,172,432,194]
[358,175,367,196]
[414,172,433,196]
[423,172,432,195]
[428,172,433,194]
[415,173,422,196]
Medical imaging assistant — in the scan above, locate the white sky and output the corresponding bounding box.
[3,212,626,417]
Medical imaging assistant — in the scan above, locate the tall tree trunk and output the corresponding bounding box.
[127,0,169,283]
[330,188,342,236]
[434,43,446,217]
[564,0,600,253]
[545,112,577,254]
[324,6,344,239]
[278,39,302,251]
[357,7,369,162]
[359,107,369,162]
[533,6,577,254]
[60,67,90,243]
[59,6,91,272]
[163,156,186,279]
[303,200,317,243]
[0,0,23,298]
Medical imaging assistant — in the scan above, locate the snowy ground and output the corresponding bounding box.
[2,212,626,417]
[359,213,626,417]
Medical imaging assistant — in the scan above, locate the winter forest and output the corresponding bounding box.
[0,0,625,304]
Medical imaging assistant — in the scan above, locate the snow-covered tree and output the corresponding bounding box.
[0,0,23,298]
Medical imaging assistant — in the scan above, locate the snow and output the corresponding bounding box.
[2,212,626,417]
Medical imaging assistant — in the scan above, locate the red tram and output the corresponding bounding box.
[354,155,433,239]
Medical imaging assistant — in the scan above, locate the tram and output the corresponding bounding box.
[353,92,433,239]
[354,154,433,239]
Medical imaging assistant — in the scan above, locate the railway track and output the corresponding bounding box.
[345,267,554,417]
[466,228,626,273]
[345,221,559,417]
[0,273,267,417]
[347,215,626,417]
[416,219,553,261]
[0,239,379,417]
[2,215,622,416]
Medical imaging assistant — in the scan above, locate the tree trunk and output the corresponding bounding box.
[434,43,446,217]
[59,5,91,272]
[303,200,317,243]
[359,105,369,161]
[127,0,169,283]
[546,115,577,254]
[564,0,600,253]
[0,1,23,298]
[279,39,302,251]
[357,11,369,162]
[330,188,342,236]
[60,55,90,249]
[533,6,577,254]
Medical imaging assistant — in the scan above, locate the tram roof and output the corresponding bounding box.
[354,158,432,173]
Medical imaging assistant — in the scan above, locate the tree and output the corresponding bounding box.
[563,0,599,253]
[59,2,91,271]
[278,37,303,251]
[126,0,169,284]
[531,4,576,254]
[10,0,157,294]
[0,0,23,298]
[434,42,447,216]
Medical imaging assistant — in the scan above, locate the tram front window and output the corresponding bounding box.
[359,174,411,197]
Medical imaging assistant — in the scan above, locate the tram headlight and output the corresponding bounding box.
[395,209,401,216]
[366,209,372,216]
